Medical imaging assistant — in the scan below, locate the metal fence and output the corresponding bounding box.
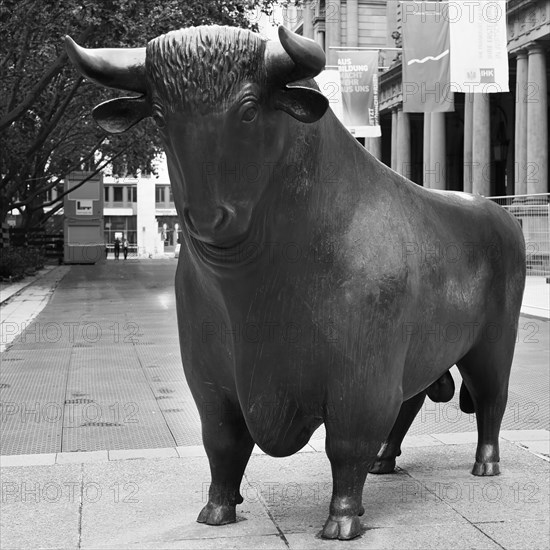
[488,193,550,277]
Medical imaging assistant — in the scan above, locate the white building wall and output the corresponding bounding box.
[136,175,164,257]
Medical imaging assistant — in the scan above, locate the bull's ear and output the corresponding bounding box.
[273,85,328,123]
[92,96,151,134]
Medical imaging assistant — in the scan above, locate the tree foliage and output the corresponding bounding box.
[0,0,275,228]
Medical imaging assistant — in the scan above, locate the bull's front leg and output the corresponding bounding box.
[322,392,402,540]
[197,398,255,525]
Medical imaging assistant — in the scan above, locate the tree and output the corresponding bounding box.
[0,0,276,229]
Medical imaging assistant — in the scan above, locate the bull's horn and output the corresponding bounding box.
[64,36,146,93]
[265,26,326,83]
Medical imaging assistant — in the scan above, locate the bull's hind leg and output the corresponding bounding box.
[457,337,515,476]
[197,400,255,525]
[371,370,455,474]
[370,391,427,474]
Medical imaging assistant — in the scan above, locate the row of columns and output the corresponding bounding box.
[391,102,492,193]
[514,44,548,195]
[392,106,488,192]
[389,42,547,195]
[390,108,447,189]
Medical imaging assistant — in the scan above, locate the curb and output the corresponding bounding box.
[520,311,550,322]
[0,265,59,306]
[1,430,547,468]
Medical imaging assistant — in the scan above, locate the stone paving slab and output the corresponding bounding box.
[0,439,548,550]
[0,463,82,549]
[0,266,70,352]
[0,266,58,303]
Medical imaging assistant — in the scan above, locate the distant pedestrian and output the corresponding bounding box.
[114,238,120,260]
[123,237,129,260]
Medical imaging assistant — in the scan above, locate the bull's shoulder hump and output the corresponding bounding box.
[423,189,482,204]
[416,188,497,213]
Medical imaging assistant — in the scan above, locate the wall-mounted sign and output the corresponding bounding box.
[76,199,94,215]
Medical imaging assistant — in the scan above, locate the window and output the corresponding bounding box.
[155,186,165,203]
[168,187,174,203]
[128,187,137,202]
[113,187,123,202]
[104,186,110,202]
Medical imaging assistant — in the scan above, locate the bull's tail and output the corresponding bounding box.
[459,381,475,414]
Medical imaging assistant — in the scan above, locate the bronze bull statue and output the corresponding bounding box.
[65,25,526,540]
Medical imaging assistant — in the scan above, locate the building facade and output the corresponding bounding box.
[288,0,550,197]
[103,173,181,256]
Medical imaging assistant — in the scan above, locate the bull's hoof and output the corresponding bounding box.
[472,461,500,476]
[197,502,236,525]
[321,515,362,540]
[369,458,396,474]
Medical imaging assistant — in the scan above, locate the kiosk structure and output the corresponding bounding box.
[63,171,104,264]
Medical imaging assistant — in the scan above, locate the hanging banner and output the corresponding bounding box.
[335,50,381,137]
[402,1,454,113]
[448,0,509,93]
[314,69,344,120]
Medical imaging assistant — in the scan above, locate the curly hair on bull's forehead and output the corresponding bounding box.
[146,26,267,114]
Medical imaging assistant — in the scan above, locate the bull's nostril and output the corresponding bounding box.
[183,208,196,232]
[184,206,234,234]
[214,207,228,230]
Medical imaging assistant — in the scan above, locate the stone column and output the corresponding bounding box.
[324,0,341,66]
[423,113,431,187]
[302,0,314,40]
[463,93,474,193]
[526,44,548,194]
[430,112,446,190]
[397,109,411,179]
[472,93,491,196]
[366,137,382,160]
[347,0,358,47]
[391,109,399,171]
[514,51,528,195]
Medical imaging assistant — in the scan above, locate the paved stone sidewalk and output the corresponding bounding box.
[1,438,548,549]
[0,262,549,549]
[0,266,70,352]
[0,261,548,456]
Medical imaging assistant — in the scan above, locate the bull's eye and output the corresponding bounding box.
[152,107,166,129]
[240,104,258,123]
[153,113,166,129]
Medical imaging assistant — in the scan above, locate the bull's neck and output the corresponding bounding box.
[271,108,377,231]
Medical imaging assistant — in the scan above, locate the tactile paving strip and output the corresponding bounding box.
[1,348,71,454]
[2,260,548,456]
